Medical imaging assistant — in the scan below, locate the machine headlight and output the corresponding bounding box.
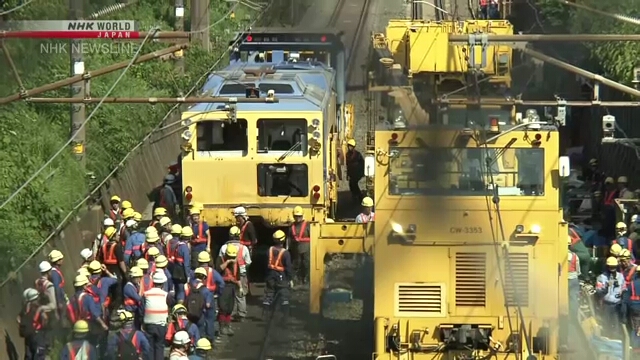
[311,118,321,128]
[530,224,541,234]
[181,130,193,141]
[393,109,407,130]
[312,130,321,140]
[182,118,192,126]
[515,225,524,234]
[391,222,404,234]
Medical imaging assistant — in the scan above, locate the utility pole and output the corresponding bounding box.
[174,0,185,75]
[70,0,85,167]
[190,0,210,51]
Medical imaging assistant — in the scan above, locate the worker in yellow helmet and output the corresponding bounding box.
[150,207,167,228]
[612,222,635,262]
[189,208,212,260]
[345,138,365,203]
[216,244,240,335]
[596,256,625,333]
[262,230,293,318]
[290,206,310,286]
[165,304,200,346]
[59,320,98,359]
[356,197,375,224]
[610,243,623,258]
[98,226,127,279]
[218,226,252,321]
[108,195,122,223]
[47,250,69,319]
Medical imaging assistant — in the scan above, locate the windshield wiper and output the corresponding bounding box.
[277,141,302,162]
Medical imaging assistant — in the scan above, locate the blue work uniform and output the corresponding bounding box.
[161,268,173,293]
[123,282,141,315]
[124,231,146,264]
[182,281,214,341]
[191,222,210,254]
[59,339,98,360]
[622,275,640,349]
[263,246,293,307]
[189,266,225,296]
[597,270,626,333]
[50,267,68,317]
[105,326,151,360]
[615,236,636,261]
[170,240,191,299]
[166,317,200,345]
[96,276,118,309]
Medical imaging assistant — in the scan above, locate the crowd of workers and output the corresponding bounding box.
[567,158,640,349]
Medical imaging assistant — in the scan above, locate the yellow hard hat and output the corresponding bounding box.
[136,258,149,270]
[229,226,241,237]
[121,200,132,210]
[122,208,135,219]
[273,230,286,241]
[73,274,89,287]
[619,176,628,183]
[606,256,619,267]
[87,260,102,273]
[171,224,183,234]
[293,206,303,216]
[610,243,623,256]
[153,207,167,217]
[605,177,614,184]
[616,222,627,229]
[194,267,208,277]
[190,208,201,215]
[347,139,356,147]
[196,338,212,351]
[155,255,168,268]
[159,217,172,227]
[73,320,90,333]
[110,195,121,202]
[181,227,194,238]
[146,232,160,243]
[133,212,142,222]
[361,197,374,207]
[191,202,204,211]
[147,247,160,257]
[104,226,117,239]
[198,252,211,263]
[225,244,239,257]
[48,250,64,263]
[172,304,187,315]
[620,249,632,259]
[119,310,134,321]
[129,266,143,278]
[77,267,91,278]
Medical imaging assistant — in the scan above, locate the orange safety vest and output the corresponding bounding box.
[123,283,139,307]
[101,242,118,265]
[223,261,239,282]
[205,267,217,292]
[604,191,617,206]
[165,318,195,344]
[109,209,121,221]
[35,277,52,295]
[630,280,640,301]
[139,274,154,295]
[168,240,187,264]
[32,309,45,331]
[193,222,207,245]
[358,213,375,223]
[569,253,577,272]
[239,222,253,246]
[51,267,65,288]
[291,221,310,243]
[67,293,90,323]
[267,247,286,272]
[65,341,89,360]
[118,331,141,355]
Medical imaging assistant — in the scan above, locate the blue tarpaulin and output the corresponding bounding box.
[591,335,624,359]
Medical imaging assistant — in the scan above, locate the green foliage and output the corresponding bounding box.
[0,0,256,271]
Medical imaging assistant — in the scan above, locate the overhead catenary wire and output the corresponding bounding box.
[0,0,273,288]
[0,28,159,212]
[0,0,35,16]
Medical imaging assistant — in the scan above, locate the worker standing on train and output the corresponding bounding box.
[356,197,375,224]
[289,206,310,286]
[141,271,170,360]
[123,267,143,328]
[585,158,605,191]
[622,270,640,349]
[190,209,211,255]
[568,236,581,319]
[105,311,150,360]
[219,226,250,321]
[263,231,293,319]
[345,139,365,203]
[47,250,69,320]
[597,257,626,335]
[19,288,49,360]
[618,176,634,199]
[150,207,167,228]
[159,174,179,219]
[234,206,257,254]
[603,177,619,239]
[216,246,240,336]
[59,320,98,360]
[613,222,635,262]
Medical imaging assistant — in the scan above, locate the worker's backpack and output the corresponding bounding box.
[72,342,91,360]
[185,285,205,321]
[117,332,139,360]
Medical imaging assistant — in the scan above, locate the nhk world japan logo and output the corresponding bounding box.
[40,42,141,55]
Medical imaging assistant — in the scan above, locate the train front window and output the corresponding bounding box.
[257,163,308,197]
[196,119,248,156]
[257,119,308,156]
[388,147,545,196]
[439,107,512,127]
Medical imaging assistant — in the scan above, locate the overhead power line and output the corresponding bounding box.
[0,0,35,16]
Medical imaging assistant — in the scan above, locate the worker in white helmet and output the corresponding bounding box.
[233,206,257,251]
[597,257,625,334]
[93,218,116,256]
[35,261,57,315]
[19,288,48,358]
[169,330,190,359]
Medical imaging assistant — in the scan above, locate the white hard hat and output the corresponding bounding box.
[164,174,176,184]
[152,270,167,284]
[103,218,115,227]
[23,288,39,302]
[125,219,137,228]
[39,261,52,273]
[80,248,93,260]
[233,206,247,216]
[173,330,190,345]
[632,214,638,223]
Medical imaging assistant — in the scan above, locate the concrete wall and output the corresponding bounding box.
[0,123,181,358]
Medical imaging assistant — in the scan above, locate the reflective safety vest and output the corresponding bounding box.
[192,222,207,245]
[123,283,139,307]
[142,288,169,324]
[625,266,637,283]
[239,221,253,246]
[291,221,310,243]
[51,267,65,288]
[165,317,195,344]
[205,267,217,292]
[357,213,375,223]
[101,242,118,265]
[630,279,640,301]
[267,247,285,272]
[67,293,90,323]
[109,209,121,221]
[568,252,577,273]
[35,277,53,296]
[65,341,90,360]
[139,274,154,296]
[223,242,246,266]
[169,241,187,264]
[223,261,239,282]
[32,309,45,331]
[604,191,617,206]
[117,331,141,356]
[166,239,177,262]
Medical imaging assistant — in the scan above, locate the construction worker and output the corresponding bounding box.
[189,338,212,359]
[59,320,98,359]
[219,226,250,321]
[169,226,190,298]
[108,195,122,223]
[150,207,167,228]
[133,211,142,222]
[345,138,365,203]
[123,267,143,326]
[620,249,637,283]
[90,261,117,316]
[169,331,191,360]
[234,206,257,252]
[119,208,136,243]
[35,261,57,316]
[356,197,375,223]
[216,243,240,336]
[93,218,115,256]
[585,158,605,191]
[79,248,94,270]
[613,222,635,261]
[144,227,164,259]
[289,206,311,286]
[190,209,211,255]
[124,218,146,266]
[166,224,183,264]
[622,269,640,349]
[597,257,626,335]
[67,274,109,345]
[19,288,49,360]
[159,174,179,219]
[568,224,591,275]
[180,268,214,339]
[141,270,170,360]
[603,177,619,238]
[158,216,173,236]
[488,0,499,19]
[98,226,127,279]
[47,250,69,320]
[105,310,150,360]
[166,304,200,346]
[263,231,293,318]
[154,255,173,293]
[619,176,634,199]
[568,236,581,319]
[137,258,154,294]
